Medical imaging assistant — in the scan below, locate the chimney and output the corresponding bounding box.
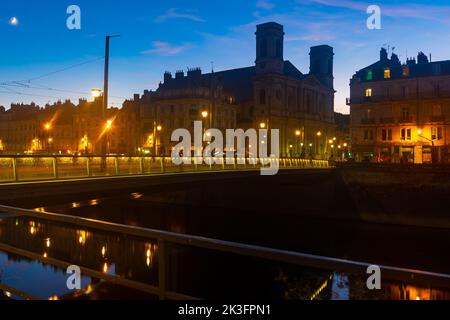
[187,67,202,78]
[380,48,388,61]
[417,52,429,64]
[164,71,172,83]
[175,70,184,79]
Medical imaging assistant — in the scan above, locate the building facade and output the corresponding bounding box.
[349,48,450,163]
[132,22,336,158]
[0,22,337,159]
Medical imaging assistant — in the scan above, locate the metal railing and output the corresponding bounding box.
[1,204,450,300]
[0,155,330,183]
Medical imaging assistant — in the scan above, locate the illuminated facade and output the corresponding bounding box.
[349,48,450,163]
[133,22,336,158]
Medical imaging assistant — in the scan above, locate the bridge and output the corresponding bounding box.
[0,155,330,183]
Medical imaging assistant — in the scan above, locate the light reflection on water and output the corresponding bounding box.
[0,215,159,299]
[0,211,450,299]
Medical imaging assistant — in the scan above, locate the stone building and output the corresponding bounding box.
[348,48,450,163]
[132,22,336,158]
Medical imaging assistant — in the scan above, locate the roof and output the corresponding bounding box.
[353,51,450,82]
[158,60,306,103]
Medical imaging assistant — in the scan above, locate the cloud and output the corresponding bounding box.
[298,0,450,22]
[256,0,275,10]
[154,8,205,23]
[141,41,193,56]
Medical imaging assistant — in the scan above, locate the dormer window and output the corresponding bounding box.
[402,66,410,77]
[365,88,372,97]
[367,69,373,81]
[384,68,391,79]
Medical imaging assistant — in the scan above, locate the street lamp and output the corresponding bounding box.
[105,120,113,154]
[260,122,266,129]
[91,88,102,99]
[202,111,209,119]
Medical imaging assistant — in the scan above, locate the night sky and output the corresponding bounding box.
[1,0,450,113]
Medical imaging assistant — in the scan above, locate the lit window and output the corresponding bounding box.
[367,70,373,81]
[402,66,409,77]
[384,68,391,79]
[365,88,372,97]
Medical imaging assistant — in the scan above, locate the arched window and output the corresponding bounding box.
[260,89,266,105]
[260,40,267,58]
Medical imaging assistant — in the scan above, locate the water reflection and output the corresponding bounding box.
[1,212,450,300]
[0,215,159,299]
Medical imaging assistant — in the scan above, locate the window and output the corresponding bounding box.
[432,127,443,140]
[260,40,267,58]
[260,89,266,105]
[367,69,373,81]
[364,130,374,141]
[402,108,410,121]
[402,66,410,77]
[381,129,392,141]
[402,87,409,98]
[276,39,282,59]
[365,88,372,97]
[401,128,412,140]
[384,68,391,79]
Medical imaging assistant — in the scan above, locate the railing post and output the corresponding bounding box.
[160,157,165,173]
[52,157,58,179]
[86,157,92,177]
[158,239,167,300]
[115,157,119,175]
[12,158,18,181]
[139,157,144,174]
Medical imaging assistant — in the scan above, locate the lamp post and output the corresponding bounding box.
[105,120,113,155]
[44,122,52,154]
[295,130,301,157]
[102,35,120,157]
[417,129,435,164]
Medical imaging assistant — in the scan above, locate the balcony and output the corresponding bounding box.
[430,115,445,123]
[398,116,413,124]
[379,117,395,124]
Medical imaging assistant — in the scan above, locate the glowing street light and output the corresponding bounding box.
[157,125,162,132]
[44,122,51,131]
[317,131,322,137]
[295,130,301,136]
[202,111,209,119]
[260,122,266,129]
[417,129,423,135]
[91,88,102,98]
[106,120,113,130]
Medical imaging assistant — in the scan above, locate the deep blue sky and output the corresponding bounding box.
[1,0,450,113]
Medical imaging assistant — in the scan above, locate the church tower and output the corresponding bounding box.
[309,45,334,89]
[255,22,285,75]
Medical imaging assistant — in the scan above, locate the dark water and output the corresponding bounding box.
[1,189,450,300]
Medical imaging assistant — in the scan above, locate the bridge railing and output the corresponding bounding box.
[1,205,450,300]
[0,156,330,183]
